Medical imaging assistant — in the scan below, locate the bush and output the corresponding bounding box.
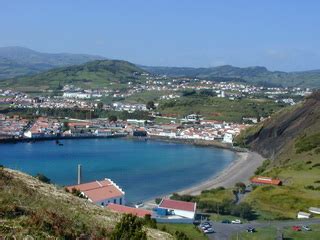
[110,214,147,240]
[34,173,51,184]
[254,159,271,175]
[155,198,162,204]
[174,230,190,240]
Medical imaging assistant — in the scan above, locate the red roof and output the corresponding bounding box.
[159,199,196,212]
[107,203,152,217]
[251,176,282,185]
[67,179,124,202]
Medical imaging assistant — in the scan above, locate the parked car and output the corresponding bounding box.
[302,225,311,231]
[247,227,255,233]
[292,226,301,231]
[204,227,214,234]
[231,219,242,224]
[221,219,231,224]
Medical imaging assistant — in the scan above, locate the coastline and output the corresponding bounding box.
[178,151,265,196]
[143,150,264,206]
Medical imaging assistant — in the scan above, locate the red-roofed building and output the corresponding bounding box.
[157,198,197,220]
[107,203,152,217]
[250,176,282,186]
[67,179,125,206]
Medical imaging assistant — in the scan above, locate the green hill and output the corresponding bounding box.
[0,46,105,79]
[0,59,147,91]
[142,65,320,88]
[0,167,172,239]
[235,92,320,219]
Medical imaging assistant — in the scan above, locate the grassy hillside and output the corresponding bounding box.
[142,65,320,88]
[235,92,320,219]
[0,167,172,239]
[0,46,105,79]
[158,95,285,122]
[0,59,147,91]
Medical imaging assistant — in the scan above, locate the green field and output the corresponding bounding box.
[158,95,285,122]
[157,223,208,240]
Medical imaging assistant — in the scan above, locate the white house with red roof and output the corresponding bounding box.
[154,198,197,223]
[67,178,125,207]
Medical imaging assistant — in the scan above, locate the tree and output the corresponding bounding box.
[97,102,104,109]
[110,214,147,240]
[146,101,155,110]
[108,115,118,122]
[34,173,51,184]
[235,182,246,193]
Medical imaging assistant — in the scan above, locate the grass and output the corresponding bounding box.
[157,223,208,240]
[158,95,285,122]
[0,168,172,239]
[231,224,320,240]
[209,213,248,223]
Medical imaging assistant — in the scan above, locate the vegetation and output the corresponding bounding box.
[0,59,147,91]
[171,188,256,220]
[110,214,147,240]
[158,224,207,240]
[158,95,284,122]
[295,133,320,153]
[0,167,171,239]
[34,173,51,184]
[0,46,104,79]
[143,65,320,88]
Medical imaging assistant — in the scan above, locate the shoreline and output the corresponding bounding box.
[143,150,264,206]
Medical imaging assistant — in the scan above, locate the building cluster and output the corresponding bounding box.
[0,114,29,138]
[24,117,62,138]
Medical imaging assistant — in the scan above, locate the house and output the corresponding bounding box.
[250,176,282,186]
[297,211,311,219]
[154,198,197,223]
[67,179,125,207]
[106,203,152,217]
[309,207,320,214]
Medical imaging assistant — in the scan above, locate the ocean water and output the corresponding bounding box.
[0,138,236,204]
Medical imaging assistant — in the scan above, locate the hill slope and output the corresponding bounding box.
[0,59,147,91]
[236,92,320,219]
[0,167,172,239]
[142,65,320,88]
[0,46,105,79]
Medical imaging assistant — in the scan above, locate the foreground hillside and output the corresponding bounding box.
[236,92,320,219]
[0,59,147,91]
[0,167,171,239]
[143,65,320,88]
[0,46,105,79]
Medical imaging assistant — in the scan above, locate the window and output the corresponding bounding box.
[119,198,122,205]
[114,199,116,204]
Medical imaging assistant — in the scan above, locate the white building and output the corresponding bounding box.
[157,198,196,220]
[223,133,233,143]
[63,92,91,99]
[67,179,125,207]
[297,211,311,219]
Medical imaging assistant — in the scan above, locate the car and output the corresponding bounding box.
[292,226,301,231]
[203,227,214,234]
[247,227,255,233]
[134,202,144,208]
[221,219,231,224]
[231,219,242,224]
[302,225,311,231]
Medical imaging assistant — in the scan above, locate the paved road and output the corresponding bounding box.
[205,219,320,240]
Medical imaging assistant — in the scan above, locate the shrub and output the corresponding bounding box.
[255,159,271,175]
[110,214,147,240]
[155,198,162,204]
[34,173,51,184]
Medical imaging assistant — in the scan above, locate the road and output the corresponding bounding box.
[206,219,320,240]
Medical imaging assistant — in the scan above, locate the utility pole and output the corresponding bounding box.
[77,164,82,184]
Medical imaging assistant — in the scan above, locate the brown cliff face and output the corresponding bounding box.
[243,91,320,159]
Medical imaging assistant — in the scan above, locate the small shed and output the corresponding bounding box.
[297,211,311,219]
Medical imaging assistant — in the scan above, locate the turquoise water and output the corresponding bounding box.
[0,138,236,204]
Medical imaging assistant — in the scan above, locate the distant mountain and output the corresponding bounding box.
[142,65,320,88]
[0,46,105,79]
[0,59,146,91]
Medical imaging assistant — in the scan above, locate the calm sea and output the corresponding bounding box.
[0,138,236,204]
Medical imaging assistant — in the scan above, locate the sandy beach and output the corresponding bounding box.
[178,151,265,196]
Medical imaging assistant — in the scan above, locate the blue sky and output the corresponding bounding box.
[1,0,320,71]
